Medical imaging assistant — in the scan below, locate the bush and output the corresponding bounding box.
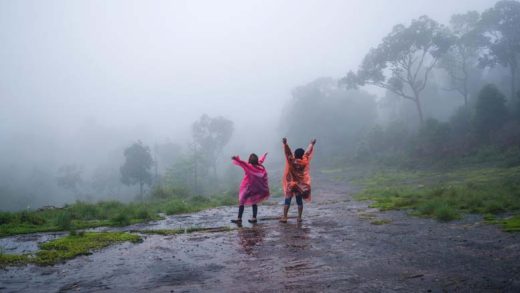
[474,84,508,143]
[18,211,46,225]
[135,208,152,220]
[54,212,72,230]
[111,212,131,226]
[434,204,460,222]
[0,212,14,225]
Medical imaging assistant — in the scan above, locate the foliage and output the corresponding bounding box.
[438,11,485,105]
[120,140,153,197]
[283,77,377,159]
[474,84,508,142]
[480,0,520,98]
[192,114,234,177]
[0,232,141,267]
[0,191,235,237]
[344,15,452,123]
[354,165,520,225]
[56,164,83,194]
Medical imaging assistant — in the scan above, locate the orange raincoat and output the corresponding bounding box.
[282,142,314,202]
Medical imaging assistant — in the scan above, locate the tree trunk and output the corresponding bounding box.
[193,157,198,195]
[412,89,424,124]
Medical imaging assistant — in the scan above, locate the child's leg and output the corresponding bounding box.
[296,195,303,221]
[252,205,258,219]
[238,205,245,219]
[248,205,259,223]
[280,197,291,222]
[231,205,244,224]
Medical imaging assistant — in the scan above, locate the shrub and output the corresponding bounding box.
[111,212,130,226]
[0,212,14,225]
[18,211,46,225]
[474,84,508,143]
[54,212,72,230]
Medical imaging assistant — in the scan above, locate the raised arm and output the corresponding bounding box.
[259,152,268,164]
[304,139,317,160]
[231,155,249,169]
[282,138,293,161]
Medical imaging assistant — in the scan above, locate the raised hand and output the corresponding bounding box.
[231,156,239,161]
[282,137,287,144]
[311,138,317,145]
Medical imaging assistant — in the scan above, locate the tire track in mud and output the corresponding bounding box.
[1,174,520,292]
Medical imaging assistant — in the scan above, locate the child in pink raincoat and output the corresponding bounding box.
[231,153,270,224]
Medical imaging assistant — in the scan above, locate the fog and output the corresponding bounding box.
[0,0,501,210]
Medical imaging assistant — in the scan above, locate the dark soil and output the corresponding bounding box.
[1,172,519,292]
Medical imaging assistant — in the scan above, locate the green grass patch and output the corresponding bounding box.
[0,253,30,267]
[1,191,235,237]
[0,232,141,267]
[354,165,520,227]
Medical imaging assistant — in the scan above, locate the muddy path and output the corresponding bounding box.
[1,172,520,292]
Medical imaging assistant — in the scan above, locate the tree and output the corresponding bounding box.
[474,84,508,143]
[192,114,234,178]
[283,77,377,157]
[120,141,153,197]
[56,164,83,195]
[480,0,520,99]
[439,11,485,107]
[343,16,452,123]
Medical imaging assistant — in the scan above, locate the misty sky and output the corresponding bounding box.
[1,0,497,144]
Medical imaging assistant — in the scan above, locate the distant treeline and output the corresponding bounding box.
[282,0,520,166]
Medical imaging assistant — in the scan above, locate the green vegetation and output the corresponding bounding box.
[0,253,30,267]
[484,214,520,232]
[0,232,141,267]
[0,190,235,237]
[354,165,520,226]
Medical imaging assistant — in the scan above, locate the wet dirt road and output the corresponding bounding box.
[1,174,520,292]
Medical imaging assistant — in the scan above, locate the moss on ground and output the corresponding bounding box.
[0,232,141,268]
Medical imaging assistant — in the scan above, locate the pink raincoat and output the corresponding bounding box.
[232,153,270,206]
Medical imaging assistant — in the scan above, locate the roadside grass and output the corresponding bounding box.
[353,166,520,227]
[0,192,235,237]
[484,214,520,232]
[0,232,141,267]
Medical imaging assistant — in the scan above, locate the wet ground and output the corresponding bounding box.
[1,173,520,292]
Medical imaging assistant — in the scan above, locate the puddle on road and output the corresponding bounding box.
[0,232,66,254]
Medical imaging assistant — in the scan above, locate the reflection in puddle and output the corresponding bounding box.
[237,225,266,255]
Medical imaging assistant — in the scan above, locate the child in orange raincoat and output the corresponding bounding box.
[280,138,316,223]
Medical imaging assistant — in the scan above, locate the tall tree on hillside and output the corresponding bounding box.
[474,84,508,143]
[439,11,485,107]
[343,16,452,123]
[120,140,153,197]
[192,114,234,178]
[480,0,520,99]
[56,164,83,196]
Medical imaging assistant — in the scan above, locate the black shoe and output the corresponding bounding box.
[248,218,258,224]
[231,219,242,224]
